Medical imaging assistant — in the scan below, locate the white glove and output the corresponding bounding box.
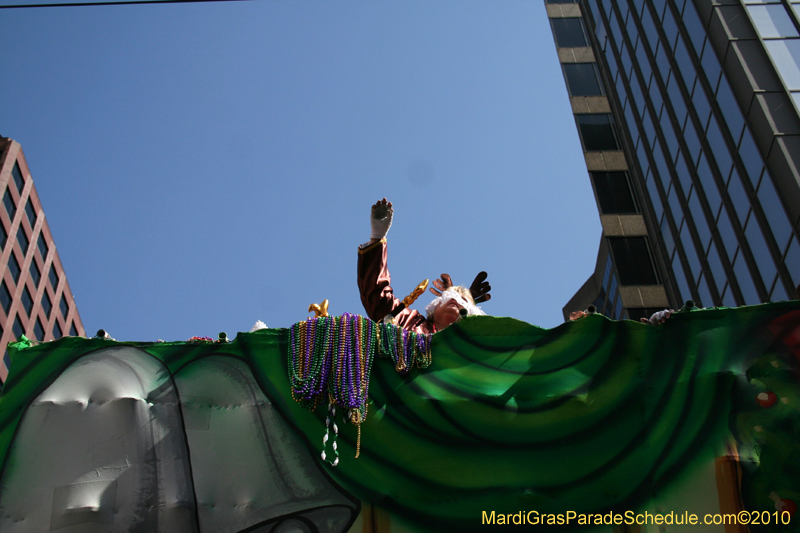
[370,199,393,240]
[646,309,674,325]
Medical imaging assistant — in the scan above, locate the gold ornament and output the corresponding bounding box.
[308,299,329,318]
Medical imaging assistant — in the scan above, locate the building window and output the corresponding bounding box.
[21,286,33,316]
[592,172,638,213]
[748,4,799,38]
[25,199,36,227]
[0,282,11,314]
[30,260,41,287]
[38,233,48,259]
[49,264,59,290]
[0,224,6,250]
[609,237,660,285]
[34,318,44,341]
[552,18,589,48]
[576,114,620,151]
[60,294,69,318]
[53,320,63,339]
[69,323,78,337]
[563,63,603,96]
[9,254,20,283]
[12,315,24,339]
[42,291,52,317]
[17,227,28,256]
[12,163,24,193]
[765,39,800,89]
[3,188,16,220]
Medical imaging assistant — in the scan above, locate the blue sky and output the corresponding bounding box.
[1,0,601,341]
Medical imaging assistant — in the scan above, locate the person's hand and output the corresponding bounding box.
[370,198,393,242]
[469,271,491,303]
[641,309,674,325]
[429,273,454,297]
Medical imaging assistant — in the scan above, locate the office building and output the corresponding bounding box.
[0,137,85,385]
[548,0,800,320]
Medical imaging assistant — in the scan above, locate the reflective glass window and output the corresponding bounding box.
[675,150,694,193]
[34,318,44,341]
[70,323,78,337]
[8,254,20,283]
[660,111,680,159]
[17,228,28,256]
[0,281,10,314]
[662,217,676,260]
[636,38,653,82]
[3,188,16,220]
[653,0,667,20]
[13,315,24,340]
[733,251,760,304]
[552,18,589,48]
[30,260,40,287]
[662,7,679,50]
[606,44,620,79]
[757,174,793,251]
[642,111,656,147]
[625,103,639,141]
[609,11,623,51]
[721,283,736,307]
[738,127,765,184]
[650,80,664,113]
[696,153,722,215]
[771,279,790,301]
[576,114,620,151]
[564,64,603,96]
[705,117,733,178]
[683,119,702,165]
[653,143,672,184]
[747,5,799,37]
[603,255,612,288]
[42,291,52,317]
[745,216,778,284]
[691,80,712,132]
[60,294,69,318]
[49,264,59,289]
[683,3,708,55]
[727,169,751,223]
[620,44,633,81]
[707,242,726,286]
[689,191,712,252]
[668,184,684,221]
[609,237,660,285]
[592,172,638,213]
[697,275,715,307]
[680,222,703,277]
[667,75,688,127]
[655,42,671,82]
[595,15,609,52]
[672,253,693,303]
[717,207,738,259]
[641,7,659,47]
[785,237,800,288]
[25,199,36,227]
[646,173,665,220]
[21,286,33,316]
[765,39,800,89]
[38,233,48,259]
[12,163,24,193]
[53,320,63,340]
[701,43,722,90]
[793,3,800,20]
[715,79,745,137]
[630,75,646,115]
[0,224,6,250]
[673,37,697,88]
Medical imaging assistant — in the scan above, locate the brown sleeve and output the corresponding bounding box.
[357,240,434,334]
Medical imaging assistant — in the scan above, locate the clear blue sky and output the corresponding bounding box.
[1,0,602,341]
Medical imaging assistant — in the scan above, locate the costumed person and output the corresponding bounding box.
[358,198,491,334]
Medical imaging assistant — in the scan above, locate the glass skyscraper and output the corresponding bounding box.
[549,0,800,319]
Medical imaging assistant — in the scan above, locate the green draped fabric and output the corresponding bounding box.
[1,302,799,532]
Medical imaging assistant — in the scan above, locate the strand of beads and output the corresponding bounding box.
[288,314,432,464]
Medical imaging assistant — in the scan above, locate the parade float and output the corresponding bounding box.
[0,299,798,532]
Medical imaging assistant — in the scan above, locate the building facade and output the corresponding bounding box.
[549,0,800,320]
[0,137,85,385]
